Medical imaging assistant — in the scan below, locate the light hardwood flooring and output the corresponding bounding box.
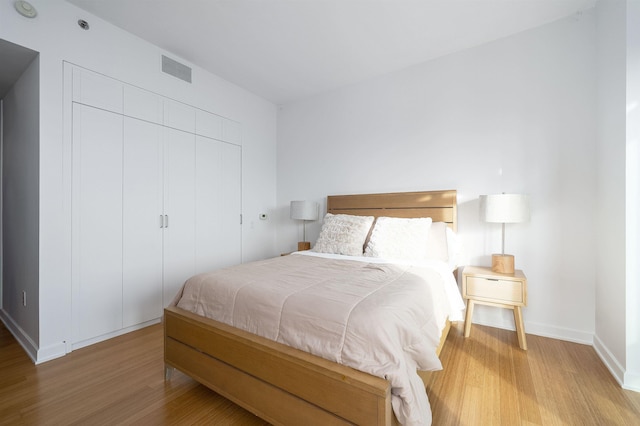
[425,323,640,425]
[1,320,639,425]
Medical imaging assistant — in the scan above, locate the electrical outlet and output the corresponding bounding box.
[22,291,26,307]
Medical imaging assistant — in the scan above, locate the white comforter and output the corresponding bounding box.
[173,251,464,425]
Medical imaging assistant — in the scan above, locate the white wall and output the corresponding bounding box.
[594,0,627,376]
[277,11,598,342]
[1,56,40,349]
[624,0,640,392]
[0,0,278,362]
[593,0,640,392]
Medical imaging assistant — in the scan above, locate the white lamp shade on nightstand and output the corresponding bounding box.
[480,194,530,224]
[480,194,530,274]
[290,200,318,251]
[290,200,319,221]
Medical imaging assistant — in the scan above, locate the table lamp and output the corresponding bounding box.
[290,200,318,251]
[480,194,530,274]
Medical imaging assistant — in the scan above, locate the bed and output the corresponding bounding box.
[164,190,462,425]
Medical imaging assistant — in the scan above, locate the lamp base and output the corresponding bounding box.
[298,241,311,251]
[491,254,515,274]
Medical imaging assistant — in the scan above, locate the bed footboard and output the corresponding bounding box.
[164,306,393,426]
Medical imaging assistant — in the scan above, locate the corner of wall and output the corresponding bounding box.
[623,371,640,393]
[593,332,626,387]
[0,309,37,363]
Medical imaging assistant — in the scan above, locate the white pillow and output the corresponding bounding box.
[446,226,463,270]
[312,213,375,256]
[364,216,433,261]
[425,222,464,270]
[425,221,449,263]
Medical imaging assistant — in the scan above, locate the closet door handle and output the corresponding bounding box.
[160,215,164,228]
[165,215,169,228]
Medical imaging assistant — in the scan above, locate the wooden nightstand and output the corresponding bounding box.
[462,266,528,350]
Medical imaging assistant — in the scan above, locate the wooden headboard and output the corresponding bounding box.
[327,189,457,231]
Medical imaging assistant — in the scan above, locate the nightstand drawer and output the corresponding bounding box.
[466,276,524,304]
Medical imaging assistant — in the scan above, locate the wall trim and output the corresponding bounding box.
[593,333,625,387]
[69,317,161,352]
[1,308,162,364]
[525,320,594,345]
[0,308,37,363]
[36,341,67,364]
[472,317,594,345]
[623,371,640,393]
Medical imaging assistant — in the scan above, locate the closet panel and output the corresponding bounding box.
[164,99,195,133]
[218,142,242,266]
[72,104,123,343]
[195,137,242,272]
[72,67,123,114]
[124,86,163,124]
[163,127,196,306]
[194,137,221,272]
[222,119,242,144]
[122,117,164,327]
[196,109,223,140]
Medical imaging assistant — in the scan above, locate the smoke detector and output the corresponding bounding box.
[15,1,37,18]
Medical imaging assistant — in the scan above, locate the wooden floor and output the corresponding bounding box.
[1,321,639,425]
[425,324,640,425]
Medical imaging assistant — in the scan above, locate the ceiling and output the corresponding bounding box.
[64,1,594,105]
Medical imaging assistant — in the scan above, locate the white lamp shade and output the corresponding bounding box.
[290,200,318,221]
[480,194,530,223]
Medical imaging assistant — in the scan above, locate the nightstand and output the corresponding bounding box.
[462,266,528,350]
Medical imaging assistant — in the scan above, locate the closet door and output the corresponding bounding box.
[162,127,196,306]
[122,117,164,327]
[218,142,242,266]
[195,137,242,272]
[72,103,123,343]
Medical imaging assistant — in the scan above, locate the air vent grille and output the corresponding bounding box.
[162,55,192,83]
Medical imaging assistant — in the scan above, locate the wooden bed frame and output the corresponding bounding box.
[164,189,457,425]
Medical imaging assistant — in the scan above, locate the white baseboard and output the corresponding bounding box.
[623,371,640,392]
[592,335,640,393]
[524,321,593,345]
[1,310,162,364]
[593,333,626,387]
[0,309,38,363]
[70,317,161,351]
[36,341,67,364]
[471,316,593,345]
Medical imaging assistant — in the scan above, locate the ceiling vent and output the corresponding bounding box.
[162,55,192,83]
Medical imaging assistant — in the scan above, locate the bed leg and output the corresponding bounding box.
[165,365,175,381]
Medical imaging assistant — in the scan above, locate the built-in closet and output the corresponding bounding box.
[68,64,241,348]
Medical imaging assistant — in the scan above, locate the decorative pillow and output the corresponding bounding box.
[312,213,375,256]
[364,216,432,261]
